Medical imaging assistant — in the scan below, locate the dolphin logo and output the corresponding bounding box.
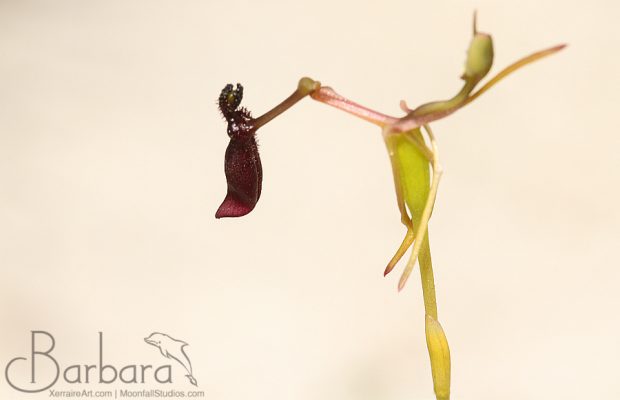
[144,332,197,386]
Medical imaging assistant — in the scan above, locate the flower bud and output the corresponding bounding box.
[425,314,451,400]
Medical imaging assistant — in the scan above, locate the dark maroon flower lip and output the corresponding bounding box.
[215,78,320,219]
[215,84,263,219]
[215,192,255,218]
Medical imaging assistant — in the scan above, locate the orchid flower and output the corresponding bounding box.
[215,14,565,400]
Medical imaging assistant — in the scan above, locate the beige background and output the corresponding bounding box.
[1,1,619,399]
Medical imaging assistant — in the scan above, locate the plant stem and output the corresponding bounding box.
[254,77,320,129]
[419,234,438,319]
[310,86,399,127]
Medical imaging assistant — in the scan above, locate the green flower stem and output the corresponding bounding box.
[419,233,438,319]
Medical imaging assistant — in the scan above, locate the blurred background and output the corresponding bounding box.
[1,1,618,399]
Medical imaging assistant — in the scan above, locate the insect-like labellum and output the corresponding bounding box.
[215,83,263,218]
